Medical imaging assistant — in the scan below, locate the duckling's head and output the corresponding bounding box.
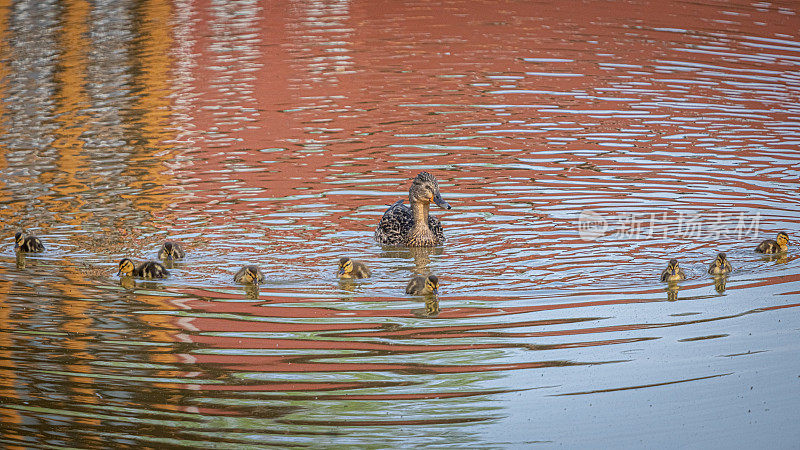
[118,258,135,276]
[777,232,790,247]
[715,252,727,264]
[162,241,175,258]
[240,265,263,284]
[425,275,439,295]
[666,258,680,273]
[14,232,22,245]
[410,172,451,210]
[338,257,353,277]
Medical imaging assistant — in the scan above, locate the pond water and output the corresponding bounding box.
[1,0,800,447]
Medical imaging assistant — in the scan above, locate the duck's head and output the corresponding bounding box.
[162,241,176,259]
[118,258,135,276]
[338,257,353,277]
[777,232,790,247]
[665,258,680,274]
[410,172,451,210]
[240,265,264,284]
[14,232,23,246]
[713,252,728,267]
[425,275,439,295]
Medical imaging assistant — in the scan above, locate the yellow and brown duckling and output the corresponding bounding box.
[14,231,45,253]
[405,274,439,295]
[234,265,266,284]
[337,257,371,279]
[660,258,686,282]
[158,241,185,260]
[755,232,789,254]
[118,258,169,279]
[375,172,451,247]
[708,252,732,276]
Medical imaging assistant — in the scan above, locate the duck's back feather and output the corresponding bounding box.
[16,236,45,253]
[135,261,169,279]
[755,239,779,253]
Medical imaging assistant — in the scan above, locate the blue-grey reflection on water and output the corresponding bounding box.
[1,0,800,447]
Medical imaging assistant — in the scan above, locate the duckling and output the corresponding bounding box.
[375,172,451,247]
[118,258,169,279]
[405,274,439,295]
[158,241,185,260]
[707,252,732,276]
[755,232,789,254]
[14,231,45,253]
[234,265,266,284]
[660,258,686,282]
[337,257,371,279]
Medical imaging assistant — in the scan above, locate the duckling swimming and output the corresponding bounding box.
[158,241,185,260]
[234,265,266,284]
[405,274,439,295]
[14,231,45,253]
[375,172,451,247]
[337,257,371,279]
[708,252,732,276]
[755,232,789,254]
[118,258,169,279]
[660,259,686,282]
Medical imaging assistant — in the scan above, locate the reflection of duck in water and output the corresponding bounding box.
[234,265,266,284]
[158,241,185,261]
[406,274,439,296]
[414,296,440,318]
[665,282,679,301]
[15,231,45,253]
[118,258,169,278]
[755,232,789,254]
[712,276,727,294]
[660,259,686,282]
[707,253,732,276]
[337,257,371,279]
[380,246,443,275]
[375,172,451,247]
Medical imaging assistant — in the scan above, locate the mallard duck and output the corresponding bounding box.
[708,252,732,275]
[405,274,439,295]
[375,172,451,247]
[158,241,185,260]
[755,232,789,254]
[234,265,266,284]
[118,258,169,278]
[14,231,45,253]
[660,259,686,282]
[337,257,371,279]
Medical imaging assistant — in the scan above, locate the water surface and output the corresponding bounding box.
[1,0,800,447]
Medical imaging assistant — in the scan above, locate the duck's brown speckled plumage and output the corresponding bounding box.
[118,258,169,279]
[405,275,439,295]
[14,232,45,253]
[755,232,789,254]
[375,172,450,247]
[158,241,185,260]
[234,265,266,284]
[338,257,371,279]
[660,258,686,282]
[708,252,732,275]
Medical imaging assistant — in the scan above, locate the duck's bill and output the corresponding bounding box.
[433,193,451,209]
